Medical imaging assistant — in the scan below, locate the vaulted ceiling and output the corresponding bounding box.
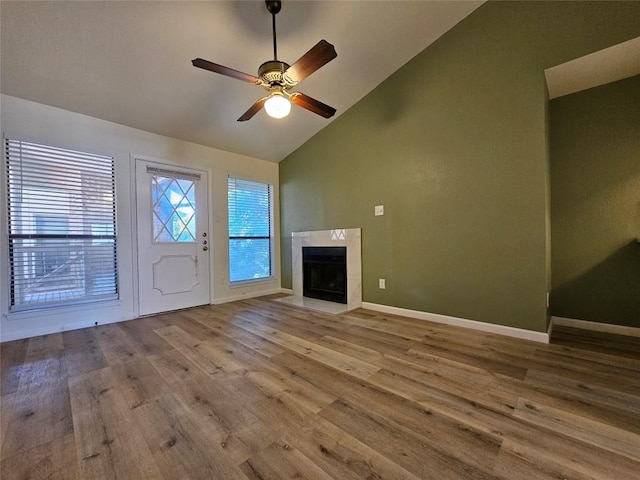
[1,1,484,162]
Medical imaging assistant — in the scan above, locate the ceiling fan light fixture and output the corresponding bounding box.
[264,92,291,119]
[192,0,337,122]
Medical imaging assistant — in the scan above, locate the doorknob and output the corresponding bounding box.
[202,246,209,251]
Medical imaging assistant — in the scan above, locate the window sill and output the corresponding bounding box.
[228,276,276,289]
[7,298,121,321]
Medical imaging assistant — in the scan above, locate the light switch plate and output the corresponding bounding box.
[375,205,384,216]
[379,278,386,289]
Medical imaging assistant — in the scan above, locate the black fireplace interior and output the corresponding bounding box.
[302,246,347,304]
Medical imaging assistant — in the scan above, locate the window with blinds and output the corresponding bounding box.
[5,139,118,310]
[228,177,273,283]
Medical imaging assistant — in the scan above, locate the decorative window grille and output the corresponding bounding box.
[151,173,197,243]
[5,139,118,310]
[227,177,273,283]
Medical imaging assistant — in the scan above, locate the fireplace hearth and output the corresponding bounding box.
[303,246,347,304]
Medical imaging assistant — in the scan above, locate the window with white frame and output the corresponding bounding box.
[227,177,273,283]
[5,139,118,310]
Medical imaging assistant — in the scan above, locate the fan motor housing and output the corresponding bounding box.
[259,60,290,85]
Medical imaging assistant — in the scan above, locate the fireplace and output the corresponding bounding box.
[280,228,361,314]
[303,246,347,304]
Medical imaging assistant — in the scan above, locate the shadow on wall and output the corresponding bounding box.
[551,240,640,328]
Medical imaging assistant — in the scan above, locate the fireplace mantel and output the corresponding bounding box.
[289,228,362,312]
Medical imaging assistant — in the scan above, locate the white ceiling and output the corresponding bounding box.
[0,0,483,162]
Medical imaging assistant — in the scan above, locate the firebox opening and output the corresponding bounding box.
[302,246,347,304]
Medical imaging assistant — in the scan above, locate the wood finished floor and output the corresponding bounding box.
[1,295,639,479]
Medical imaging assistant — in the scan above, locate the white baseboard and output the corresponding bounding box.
[551,316,640,337]
[280,288,293,295]
[213,288,284,305]
[362,302,549,343]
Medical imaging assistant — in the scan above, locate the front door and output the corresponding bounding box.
[136,159,210,316]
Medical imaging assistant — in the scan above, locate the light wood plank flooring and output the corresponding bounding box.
[1,295,639,479]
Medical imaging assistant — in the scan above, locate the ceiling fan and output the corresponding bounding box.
[192,0,337,122]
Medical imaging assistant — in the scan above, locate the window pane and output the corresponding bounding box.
[152,174,196,243]
[10,239,117,304]
[229,239,271,282]
[228,177,272,282]
[5,139,118,310]
[228,179,270,237]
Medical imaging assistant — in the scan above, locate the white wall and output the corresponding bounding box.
[0,95,281,341]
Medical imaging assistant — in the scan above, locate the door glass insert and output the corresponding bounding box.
[152,174,196,242]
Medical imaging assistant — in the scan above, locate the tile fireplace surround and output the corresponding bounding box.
[278,228,362,314]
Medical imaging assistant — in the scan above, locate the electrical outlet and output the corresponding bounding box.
[379,278,386,289]
[374,205,384,216]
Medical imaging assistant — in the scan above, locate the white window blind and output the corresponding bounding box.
[228,177,272,283]
[5,139,118,310]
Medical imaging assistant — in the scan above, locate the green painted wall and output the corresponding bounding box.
[279,2,640,333]
[550,76,640,327]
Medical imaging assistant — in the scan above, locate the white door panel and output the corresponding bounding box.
[152,255,199,295]
[136,159,210,316]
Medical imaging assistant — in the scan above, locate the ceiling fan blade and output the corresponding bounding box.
[192,58,261,85]
[290,92,336,118]
[237,97,268,122]
[284,40,337,84]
